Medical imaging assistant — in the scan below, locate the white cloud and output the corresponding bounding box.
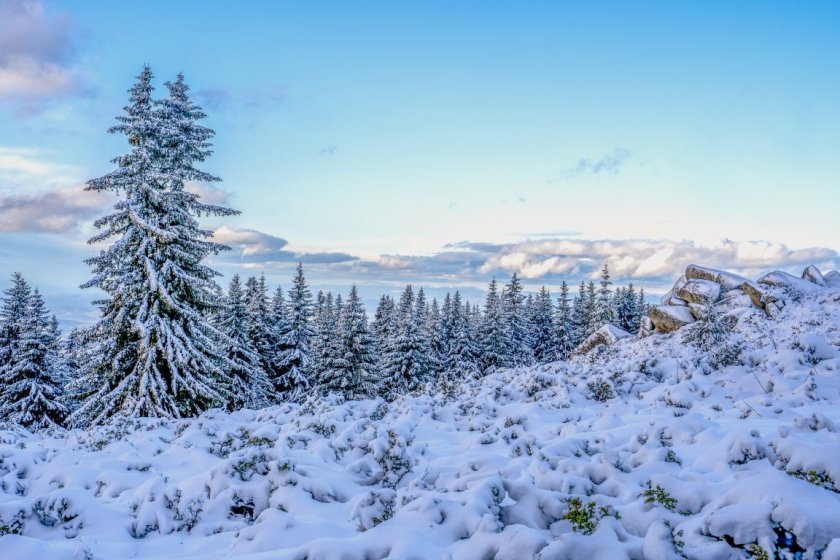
[0,0,82,108]
[0,185,108,233]
[0,147,80,186]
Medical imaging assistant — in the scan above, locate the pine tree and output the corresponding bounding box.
[530,286,555,363]
[0,277,68,429]
[321,286,377,398]
[553,281,574,360]
[503,273,533,366]
[218,275,270,410]
[69,68,238,426]
[276,264,314,400]
[480,278,511,373]
[379,285,432,397]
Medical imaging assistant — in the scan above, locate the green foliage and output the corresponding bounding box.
[561,497,619,535]
[747,543,770,560]
[587,378,615,402]
[641,481,678,511]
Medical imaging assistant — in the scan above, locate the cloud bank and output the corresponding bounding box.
[0,0,84,111]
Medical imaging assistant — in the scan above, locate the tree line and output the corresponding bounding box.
[0,67,647,430]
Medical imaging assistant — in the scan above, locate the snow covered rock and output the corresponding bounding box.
[574,324,633,355]
[685,264,751,291]
[675,278,721,305]
[759,270,827,295]
[649,304,695,332]
[802,265,827,286]
[825,270,840,289]
[660,275,688,306]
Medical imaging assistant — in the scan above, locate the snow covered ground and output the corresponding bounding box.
[2,270,840,559]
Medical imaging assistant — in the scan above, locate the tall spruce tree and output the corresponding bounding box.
[530,286,555,363]
[480,278,511,373]
[276,264,314,400]
[217,275,270,410]
[0,277,68,429]
[379,285,431,396]
[444,291,480,380]
[553,281,574,360]
[592,263,614,329]
[503,273,533,366]
[321,286,377,398]
[69,67,237,426]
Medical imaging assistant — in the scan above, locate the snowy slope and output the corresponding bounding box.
[2,271,840,559]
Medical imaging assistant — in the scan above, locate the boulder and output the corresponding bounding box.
[824,270,840,289]
[802,265,826,286]
[717,293,755,310]
[649,305,695,333]
[675,278,721,305]
[740,282,775,308]
[685,264,750,291]
[638,316,654,338]
[660,276,688,305]
[574,324,633,355]
[688,302,709,320]
[758,270,826,295]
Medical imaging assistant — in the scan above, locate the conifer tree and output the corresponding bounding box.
[426,297,444,373]
[379,285,431,396]
[503,273,533,366]
[310,291,336,389]
[244,274,275,386]
[480,279,511,373]
[530,286,555,363]
[553,281,574,360]
[592,263,614,329]
[0,277,68,429]
[321,286,377,398]
[69,67,236,426]
[444,291,480,380]
[218,275,270,410]
[276,264,314,400]
[571,281,589,347]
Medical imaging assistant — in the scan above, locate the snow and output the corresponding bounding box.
[1,271,840,559]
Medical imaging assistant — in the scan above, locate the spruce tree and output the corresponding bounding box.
[379,285,431,396]
[480,279,511,373]
[571,281,589,347]
[276,264,314,400]
[321,286,377,398]
[592,263,614,329]
[218,275,270,410]
[0,277,68,429]
[244,274,275,386]
[444,291,480,380]
[503,273,533,366]
[553,281,574,360]
[530,286,555,363]
[426,297,444,374]
[69,67,237,426]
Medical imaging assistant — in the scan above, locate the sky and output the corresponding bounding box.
[0,0,838,325]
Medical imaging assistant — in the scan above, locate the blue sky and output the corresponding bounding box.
[1,0,838,323]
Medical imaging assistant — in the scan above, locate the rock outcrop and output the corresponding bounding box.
[649,304,695,333]
[643,263,836,336]
[574,324,633,355]
[801,265,826,286]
